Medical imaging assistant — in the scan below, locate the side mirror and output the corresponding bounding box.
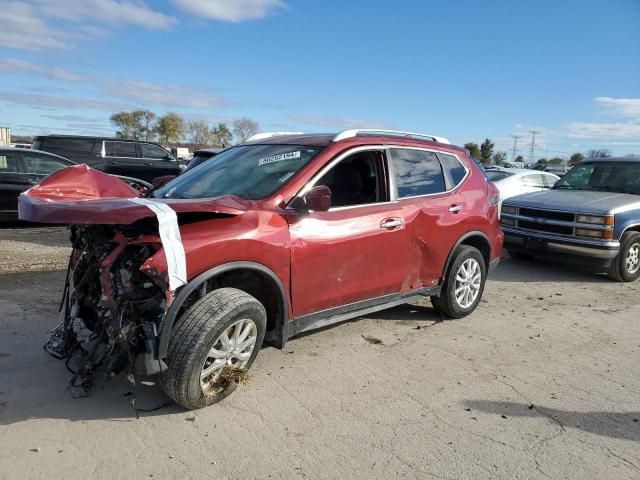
[303,185,331,212]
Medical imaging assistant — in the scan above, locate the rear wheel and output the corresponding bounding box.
[161,288,266,410]
[608,232,640,282]
[431,245,487,318]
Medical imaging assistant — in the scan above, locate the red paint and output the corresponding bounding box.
[19,134,503,323]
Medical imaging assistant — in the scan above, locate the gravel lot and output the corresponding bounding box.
[0,227,638,480]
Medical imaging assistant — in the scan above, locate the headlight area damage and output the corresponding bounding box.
[50,225,169,396]
[18,164,245,398]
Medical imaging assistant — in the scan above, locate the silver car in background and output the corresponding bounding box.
[484,167,560,215]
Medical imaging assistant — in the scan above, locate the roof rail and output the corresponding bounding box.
[245,131,304,142]
[332,129,450,144]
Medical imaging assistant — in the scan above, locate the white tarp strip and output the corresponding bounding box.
[129,198,187,291]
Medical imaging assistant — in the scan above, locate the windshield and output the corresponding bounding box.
[554,162,640,195]
[485,170,514,181]
[185,153,215,171]
[154,144,322,200]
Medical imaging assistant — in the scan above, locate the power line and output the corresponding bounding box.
[510,134,521,160]
[529,130,539,163]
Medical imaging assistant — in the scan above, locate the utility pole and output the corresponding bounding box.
[529,130,539,164]
[510,135,521,161]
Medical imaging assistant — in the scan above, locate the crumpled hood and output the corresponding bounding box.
[18,164,247,224]
[505,189,640,215]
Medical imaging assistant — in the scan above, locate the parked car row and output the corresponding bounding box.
[0,136,224,220]
[32,135,183,182]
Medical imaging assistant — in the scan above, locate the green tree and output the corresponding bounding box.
[110,110,156,140]
[110,111,136,139]
[211,122,233,147]
[548,157,563,166]
[187,120,212,149]
[569,152,585,167]
[136,110,156,141]
[232,117,259,143]
[464,142,481,163]
[514,155,524,164]
[479,138,495,166]
[156,112,185,145]
[493,151,508,165]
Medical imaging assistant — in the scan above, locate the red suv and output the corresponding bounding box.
[20,129,503,409]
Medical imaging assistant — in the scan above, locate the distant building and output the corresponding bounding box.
[0,127,10,147]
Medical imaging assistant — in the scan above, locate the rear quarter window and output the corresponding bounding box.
[437,152,467,185]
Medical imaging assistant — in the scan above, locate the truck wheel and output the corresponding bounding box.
[431,245,487,319]
[161,288,266,410]
[608,232,640,282]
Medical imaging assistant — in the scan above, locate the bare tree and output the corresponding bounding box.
[187,120,212,149]
[232,118,259,143]
[587,148,612,159]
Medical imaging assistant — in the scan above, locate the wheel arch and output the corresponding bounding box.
[441,231,492,281]
[158,261,289,358]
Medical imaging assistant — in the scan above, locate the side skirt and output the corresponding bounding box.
[288,286,441,339]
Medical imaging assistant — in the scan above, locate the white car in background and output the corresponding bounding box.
[484,167,560,215]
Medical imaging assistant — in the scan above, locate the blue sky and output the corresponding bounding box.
[1,0,639,158]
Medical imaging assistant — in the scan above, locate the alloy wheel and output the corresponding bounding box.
[454,258,482,309]
[200,318,257,395]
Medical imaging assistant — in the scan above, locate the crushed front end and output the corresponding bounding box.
[46,223,170,397]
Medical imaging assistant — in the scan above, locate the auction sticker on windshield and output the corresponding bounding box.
[258,151,301,166]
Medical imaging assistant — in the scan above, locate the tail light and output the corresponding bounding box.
[487,182,500,206]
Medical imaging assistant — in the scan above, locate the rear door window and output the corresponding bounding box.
[105,141,138,158]
[390,148,446,197]
[140,143,170,160]
[22,153,68,175]
[0,153,20,173]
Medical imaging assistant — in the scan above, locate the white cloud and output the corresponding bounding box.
[594,97,640,120]
[288,113,388,130]
[566,122,640,139]
[39,0,176,29]
[0,1,67,50]
[0,0,175,51]
[172,0,284,22]
[565,97,640,140]
[0,91,132,111]
[0,58,228,110]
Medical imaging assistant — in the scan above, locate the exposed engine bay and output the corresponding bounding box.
[46,224,169,398]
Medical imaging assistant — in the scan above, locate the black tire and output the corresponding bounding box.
[608,232,640,282]
[507,249,534,261]
[431,245,487,319]
[161,288,266,410]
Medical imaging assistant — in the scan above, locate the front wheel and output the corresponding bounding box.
[161,288,266,410]
[431,245,487,318]
[608,232,640,282]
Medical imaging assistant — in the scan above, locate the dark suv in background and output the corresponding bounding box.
[32,135,183,182]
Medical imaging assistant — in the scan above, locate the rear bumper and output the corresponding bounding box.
[503,228,619,269]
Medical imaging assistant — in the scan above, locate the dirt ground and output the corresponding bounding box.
[0,227,639,480]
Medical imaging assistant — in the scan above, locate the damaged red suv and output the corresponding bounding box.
[19,129,503,410]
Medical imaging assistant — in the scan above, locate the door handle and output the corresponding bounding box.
[448,204,464,213]
[380,218,404,230]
